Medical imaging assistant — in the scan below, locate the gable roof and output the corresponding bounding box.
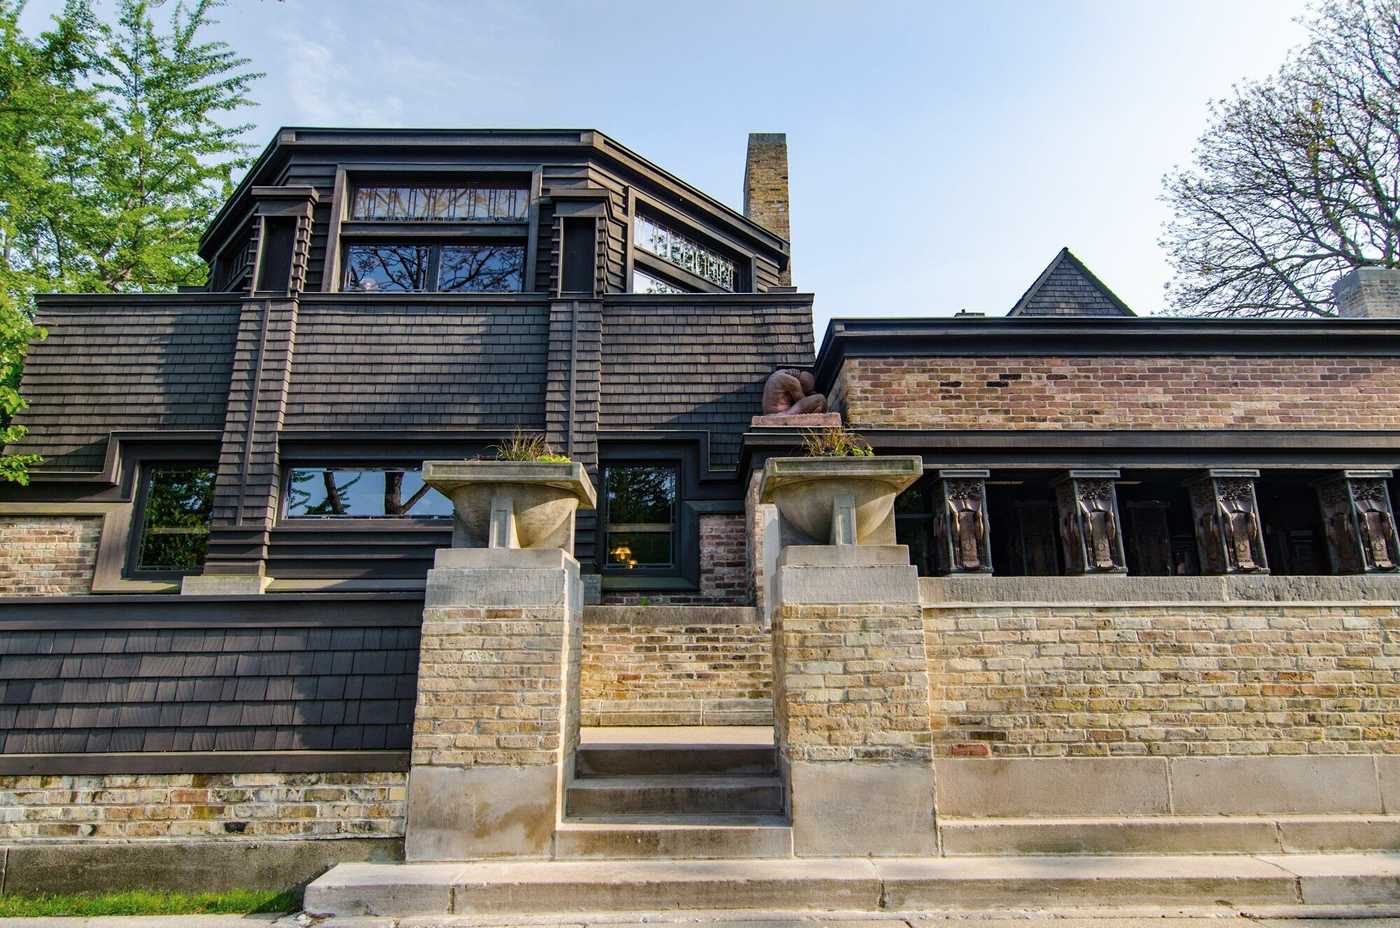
[1008,247,1136,317]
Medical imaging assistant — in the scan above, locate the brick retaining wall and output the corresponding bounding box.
[924,602,1400,758]
[0,771,406,840]
[581,616,773,726]
[0,515,100,595]
[835,356,1400,430]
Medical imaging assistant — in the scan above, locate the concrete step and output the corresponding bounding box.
[576,744,777,777]
[940,814,1400,856]
[554,815,793,859]
[565,774,785,816]
[303,853,1400,917]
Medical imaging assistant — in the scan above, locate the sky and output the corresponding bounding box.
[22,0,1314,336]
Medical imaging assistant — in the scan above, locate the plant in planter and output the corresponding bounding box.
[423,430,595,551]
[760,428,920,546]
[800,425,874,458]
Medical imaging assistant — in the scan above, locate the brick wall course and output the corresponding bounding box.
[924,602,1400,758]
[0,516,100,596]
[411,605,576,767]
[581,622,773,726]
[774,602,933,763]
[836,356,1400,430]
[0,771,405,840]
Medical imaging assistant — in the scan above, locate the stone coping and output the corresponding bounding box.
[920,573,1400,605]
[582,605,762,626]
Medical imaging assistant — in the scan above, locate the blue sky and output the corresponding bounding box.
[23,0,1312,335]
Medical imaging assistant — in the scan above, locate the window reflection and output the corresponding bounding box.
[439,244,525,292]
[603,465,677,570]
[632,269,688,295]
[284,467,453,518]
[135,466,216,572]
[343,244,430,292]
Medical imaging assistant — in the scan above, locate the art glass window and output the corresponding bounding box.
[351,184,529,222]
[633,215,736,291]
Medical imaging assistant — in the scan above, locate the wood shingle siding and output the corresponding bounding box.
[286,299,551,431]
[13,298,241,472]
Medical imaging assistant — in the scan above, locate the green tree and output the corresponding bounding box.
[0,0,259,483]
[1162,0,1399,317]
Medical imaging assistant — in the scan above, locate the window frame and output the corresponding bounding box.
[626,191,757,295]
[340,239,527,294]
[600,462,681,576]
[278,463,454,523]
[124,461,218,582]
[325,165,542,294]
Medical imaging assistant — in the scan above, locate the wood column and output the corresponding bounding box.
[1053,469,1127,575]
[1186,469,1269,575]
[1316,470,1400,574]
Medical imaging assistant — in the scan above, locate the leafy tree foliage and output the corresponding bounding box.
[1162,0,1399,317]
[0,0,259,482]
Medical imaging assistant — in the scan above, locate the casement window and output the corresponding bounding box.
[339,179,532,293]
[342,242,525,293]
[633,214,736,291]
[602,464,678,571]
[283,467,452,519]
[131,466,216,573]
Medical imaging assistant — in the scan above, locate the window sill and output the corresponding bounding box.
[600,574,696,593]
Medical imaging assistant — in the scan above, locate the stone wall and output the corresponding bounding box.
[0,515,100,596]
[581,610,773,726]
[834,356,1400,431]
[602,513,749,605]
[923,601,1400,758]
[0,771,406,840]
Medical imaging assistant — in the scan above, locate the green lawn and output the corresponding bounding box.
[0,888,298,917]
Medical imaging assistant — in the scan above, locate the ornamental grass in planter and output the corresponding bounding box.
[422,431,596,551]
[760,426,921,546]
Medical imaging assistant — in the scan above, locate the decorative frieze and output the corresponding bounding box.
[1052,470,1126,575]
[1316,470,1399,574]
[1187,469,1268,575]
[932,469,992,576]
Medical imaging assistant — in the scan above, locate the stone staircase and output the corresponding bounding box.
[555,727,791,859]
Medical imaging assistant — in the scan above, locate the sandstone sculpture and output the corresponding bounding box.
[761,368,827,416]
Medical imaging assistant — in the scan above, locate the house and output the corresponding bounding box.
[3,128,1400,893]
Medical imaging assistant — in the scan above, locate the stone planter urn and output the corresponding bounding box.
[422,460,597,552]
[759,455,923,546]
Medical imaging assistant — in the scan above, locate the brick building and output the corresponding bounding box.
[3,128,1400,890]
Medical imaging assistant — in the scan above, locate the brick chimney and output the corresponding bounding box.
[1334,267,1400,318]
[744,133,791,285]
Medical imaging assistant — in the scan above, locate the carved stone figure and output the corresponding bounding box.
[761,368,827,416]
[1316,473,1399,573]
[1217,478,1263,572]
[1053,470,1126,574]
[1187,471,1267,575]
[935,474,990,574]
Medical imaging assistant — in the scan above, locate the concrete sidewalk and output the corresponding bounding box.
[3,913,1400,927]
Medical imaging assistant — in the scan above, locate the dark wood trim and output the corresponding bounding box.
[0,751,409,775]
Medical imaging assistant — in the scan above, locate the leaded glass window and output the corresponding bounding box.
[134,466,216,572]
[632,268,688,295]
[439,243,525,292]
[633,215,736,291]
[343,244,430,292]
[603,465,677,570]
[284,467,452,519]
[351,184,529,222]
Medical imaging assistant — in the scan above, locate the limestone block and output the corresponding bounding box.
[934,757,1170,818]
[1169,755,1382,815]
[405,765,558,861]
[789,761,935,856]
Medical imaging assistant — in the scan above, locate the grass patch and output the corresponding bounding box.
[0,888,299,917]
